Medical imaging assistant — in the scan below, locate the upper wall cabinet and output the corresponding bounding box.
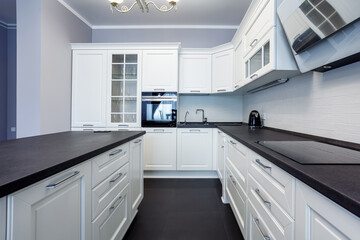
[179,52,212,94]
[212,46,234,94]
[142,49,179,92]
[234,40,245,90]
[72,50,107,128]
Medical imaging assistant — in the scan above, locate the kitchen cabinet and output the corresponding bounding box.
[6,161,92,240]
[177,128,213,170]
[216,130,225,185]
[107,51,142,128]
[179,53,212,94]
[247,200,275,240]
[130,137,144,217]
[234,40,244,90]
[295,180,360,240]
[142,49,179,92]
[0,197,5,240]
[143,128,177,170]
[72,50,107,129]
[212,47,234,93]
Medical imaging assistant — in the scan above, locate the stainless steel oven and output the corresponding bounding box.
[141,92,177,127]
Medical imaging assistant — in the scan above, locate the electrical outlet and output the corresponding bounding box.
[10,127,16,132]
[261,113,266,120]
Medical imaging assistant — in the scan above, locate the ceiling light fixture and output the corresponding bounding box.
[108,0,179,13]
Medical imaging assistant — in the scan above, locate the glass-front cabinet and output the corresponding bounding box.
[107,51,142,128]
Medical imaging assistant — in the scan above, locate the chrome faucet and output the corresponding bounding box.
[184,111,190,124]
[196,109,207,123]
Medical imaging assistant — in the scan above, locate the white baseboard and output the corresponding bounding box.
[144,170,219,179]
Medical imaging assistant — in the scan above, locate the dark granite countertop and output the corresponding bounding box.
[217,125,360,218]
[0,131,145,198]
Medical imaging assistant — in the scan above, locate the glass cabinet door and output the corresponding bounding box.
[110,53,140,127]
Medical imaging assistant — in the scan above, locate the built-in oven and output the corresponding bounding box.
[141,92,177,127]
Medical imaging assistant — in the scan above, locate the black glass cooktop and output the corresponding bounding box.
[257,141,360,165]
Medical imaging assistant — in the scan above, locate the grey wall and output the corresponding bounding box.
[16,0,92,138]
[92,28,236,48]
[0,26,7,141]
[7,29,16,140]
[243,62,360,144]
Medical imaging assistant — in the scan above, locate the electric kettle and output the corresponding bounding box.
[248,110,261,129]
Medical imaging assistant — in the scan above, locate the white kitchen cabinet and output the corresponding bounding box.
[142,49,179,92]
[143,128,177,170]
[216,130,226,184]
[0,197,5,240]
[72,50,107,129]
[130,137,144,217]
[234,40,244,90]
[177,128,213,170]
[295,180,360,240]
[107,51,142,128]
[179,53,212,94]
[248,200,275,240]
[212,47,234,93]
[6,161,91,240]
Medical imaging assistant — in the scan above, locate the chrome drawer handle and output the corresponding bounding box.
[229,175,236,185]
[154,129,165,132]
[230,140,236,145]
[83,124,94,127]
[154,88,165,91]
[83,129,94,131]
[118,124,129,127]
[190,129,201,132]
[234,85,240,89]
[46,171,80,189]
[109,172,123,184]
[134,139,142,144]
[190,90,201,93]
[254,218,270,240]
[109,196,123,212]
[109,149,123,157]
[250,39,258,48]
[217,89,226,92]
[256,159,271,170]
[255,189,271,208]
[250,74,258,79]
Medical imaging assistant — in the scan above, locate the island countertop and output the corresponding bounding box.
[0,131,145,197]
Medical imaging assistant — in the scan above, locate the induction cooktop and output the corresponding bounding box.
[257,141,360,165]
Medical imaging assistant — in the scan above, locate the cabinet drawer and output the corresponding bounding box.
[227,138,248,191]
[92,163,129,220]
[92,143,129,187]
[249,151,295,217]
[92,184,130,240]
[244,0,274,56]
[226,154,247,196]
[248,174,294,239]
[226,167,247,237]
[248,200,275,240]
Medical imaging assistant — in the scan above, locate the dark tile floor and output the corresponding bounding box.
[123,179,244,240]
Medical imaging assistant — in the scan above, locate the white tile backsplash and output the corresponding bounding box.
[243,62,360,144]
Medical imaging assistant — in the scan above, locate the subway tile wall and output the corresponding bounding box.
[243,62,360,144]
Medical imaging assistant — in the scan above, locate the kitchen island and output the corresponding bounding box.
[0,130,145,240]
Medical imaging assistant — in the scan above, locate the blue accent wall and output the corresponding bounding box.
[7,29,16,140]
[0,26,7,141]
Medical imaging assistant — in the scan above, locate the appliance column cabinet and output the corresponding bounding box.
[107,51,142,128]
[143,128,177,170]
[142,49,179,92]
[177,128,213,170]
[72,50,107,129]
[179,53,212,94]
[295,180,360,240]
[6,161,91,240]
[212,47,234,93]
[130,137,144,217]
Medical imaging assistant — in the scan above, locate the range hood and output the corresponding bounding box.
[278,0,360,73]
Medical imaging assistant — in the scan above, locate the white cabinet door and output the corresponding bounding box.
[130,137,144,217]
[216,130,225,183]
[107,51,142,128]
[143,128,177,170]
[7,162,91,240]
[212,49,234,93]
[72,50,107,128]
[142,50,178,92]
[177,128,213,170]
[234,40,244,90]
[296,180,360,240]
[0,197,5,240]
[179,54,212,94]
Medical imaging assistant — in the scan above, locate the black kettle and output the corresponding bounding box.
[248,110,261,128]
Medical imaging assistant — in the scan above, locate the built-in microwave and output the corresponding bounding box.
[141,92,177,127]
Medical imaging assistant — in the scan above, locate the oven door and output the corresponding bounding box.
[141,94,177,127]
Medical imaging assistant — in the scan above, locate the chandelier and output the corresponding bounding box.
[108,0,179,13]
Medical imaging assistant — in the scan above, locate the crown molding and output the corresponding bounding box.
[57,0,93,29]
[0,21,16,30]
[92,25,239,30]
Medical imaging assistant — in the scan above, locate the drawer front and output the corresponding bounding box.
[248,200,275,240]
[248,174,294,235]
[227,139,248,191]
[92,163,129,220]
[92,143,129,187]
[226,167,247,237]
[92,184,130,240]
[249,151,295,217]
[244,0,274,56]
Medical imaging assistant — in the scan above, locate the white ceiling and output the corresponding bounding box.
[61,0,252,28]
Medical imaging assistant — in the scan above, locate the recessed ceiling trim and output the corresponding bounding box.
[92,25,239,30]
[57,0,93,28]
[0,20,16,29]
